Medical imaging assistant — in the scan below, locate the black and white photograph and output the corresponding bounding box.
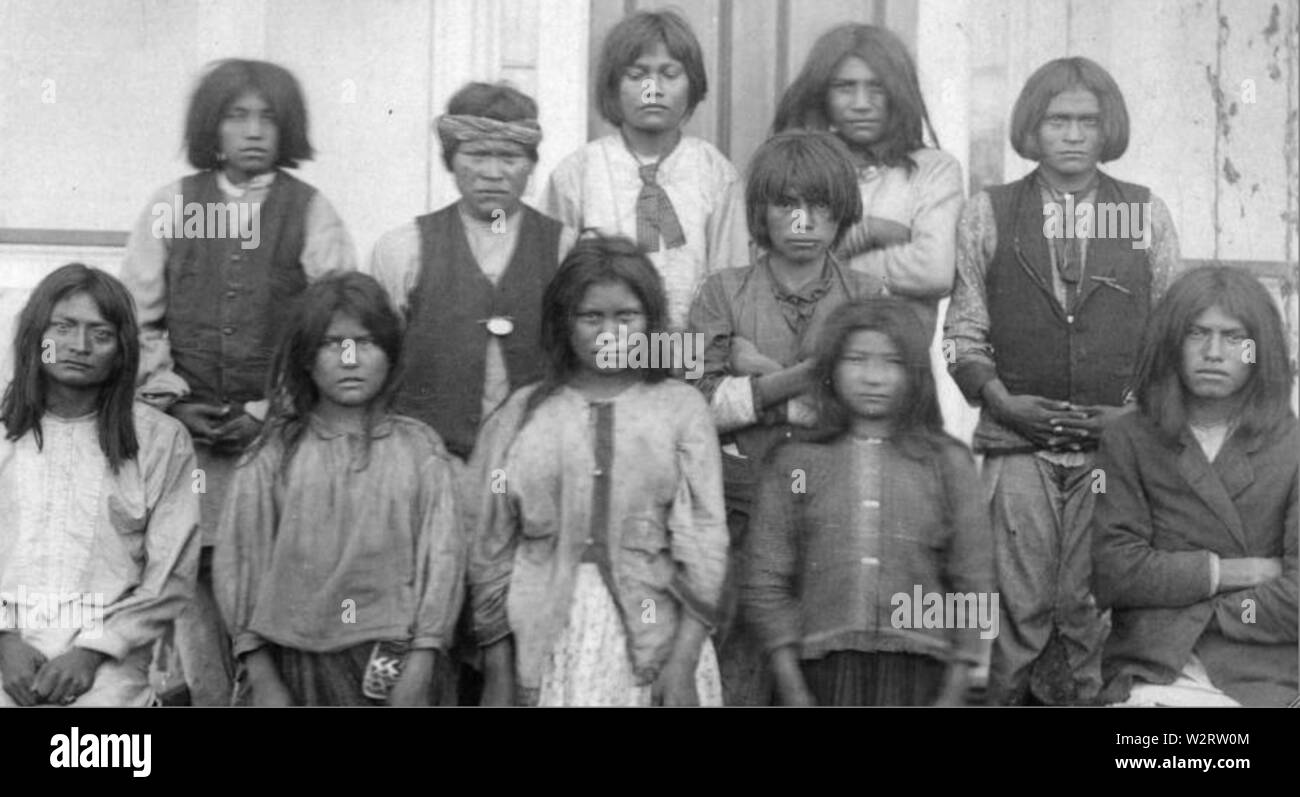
[0,0,1296,777]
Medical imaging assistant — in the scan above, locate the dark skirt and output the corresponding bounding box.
[801,650,946,706]
[270,642,377,706]
[237,642,454,707]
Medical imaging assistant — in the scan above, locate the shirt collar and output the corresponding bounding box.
[217,170,277,197]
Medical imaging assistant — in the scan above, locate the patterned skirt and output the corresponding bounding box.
[535,564,724,707]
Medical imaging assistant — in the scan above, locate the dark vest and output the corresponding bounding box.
[986,170,1152,407]
[164,170,314,405]
[394,204,562,458]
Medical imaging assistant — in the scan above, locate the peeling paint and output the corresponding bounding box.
[1223,157,1241,184]
[1263,3,1280,38]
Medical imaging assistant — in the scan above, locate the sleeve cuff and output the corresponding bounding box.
[951,360,999,404]
[668,577,720,632]
[709,376,760,433]
[410,635,449,652]
[232,631,268,659]
[73,630,131,663]
[474,618,512,648]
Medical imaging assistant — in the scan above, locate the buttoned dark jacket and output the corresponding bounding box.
[1092,411,1298,707]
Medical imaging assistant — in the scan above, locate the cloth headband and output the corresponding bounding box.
[435,114,542,146]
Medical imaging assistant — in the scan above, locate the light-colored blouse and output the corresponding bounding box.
[543,135,750,330]
[466,380,729,692]
[214,413,465,657]
[0,404,200,706]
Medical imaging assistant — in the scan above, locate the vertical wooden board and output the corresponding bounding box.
[728,0,781,172]
[634,0,722,147]
[587,0,629,139]
[1215,0,1296,263]
[0,0,203,231]
[263,0,433,260]
[966,0,1014,193]
[1001,0,1069,182]
[1158,0,1229,260]
[1066,0,1111,64]
[785,0,879,89]
[883,0,919,54]
[530,0,590,205]
[1078,0,1216,261]
[502,0,542,67]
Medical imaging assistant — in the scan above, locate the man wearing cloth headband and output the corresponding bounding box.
[370,82,575,468]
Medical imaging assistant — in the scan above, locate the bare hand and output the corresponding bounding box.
[210,411,262,454]
[388,650,436,707]
[932,664,971,707]
[1050,403,1133,442]
[729,336,783,377]
[652,657,699,707]
[32,647,107,705]
[169,402,230,446]
[0,634,48,706]
[249,673,294,707]
[986,390,1086,450]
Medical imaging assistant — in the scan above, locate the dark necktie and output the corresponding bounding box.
[635,160,686,253]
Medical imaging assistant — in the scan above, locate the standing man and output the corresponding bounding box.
[944,57,1182,704]
[370,82,575,466]
[369,82,574,704]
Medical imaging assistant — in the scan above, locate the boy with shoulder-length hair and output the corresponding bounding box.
[120,58,358,705]
[1092,266,1297,707]
[773,23,963,337]
[943,56,1182,704]
[689,130,884,704]
[545,9,749,331]
[0,264,199,707]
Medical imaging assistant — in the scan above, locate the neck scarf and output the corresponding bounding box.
[627,134,686,252]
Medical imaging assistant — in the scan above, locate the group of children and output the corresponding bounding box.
[0,10,1294,708]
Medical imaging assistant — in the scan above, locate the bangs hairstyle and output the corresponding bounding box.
[522,234,670,421]
[1010,57,1129,163]
[746,131,863,251]
[1134,265,1294,443]
[439,81,541,169]
[184,59,314,171]
[772,23,939,172]
[595,9,708,126]
[1,263,140,472]
[249,271,404,476]
[812,298,946,459]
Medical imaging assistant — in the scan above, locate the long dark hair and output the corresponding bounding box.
[520,235,670,424]
[184,58,314,170]
[1134,265,1294,443]
[772,23,939,172]
[811,298,947,458]
[1,263,140,472]
[247,271,404,475]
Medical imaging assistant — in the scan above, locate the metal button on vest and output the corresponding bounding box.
[225,290,237,299]
[222,326,235,335]
[592,468,604,477]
